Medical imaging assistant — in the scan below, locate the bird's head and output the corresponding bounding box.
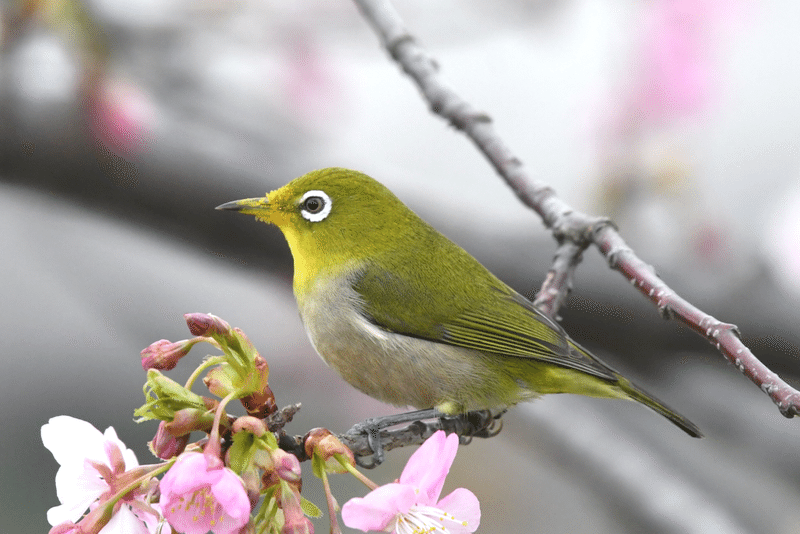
[217,167,425,290]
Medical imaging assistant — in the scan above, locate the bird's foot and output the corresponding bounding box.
[350,408,443,468]
[346,408,506,467]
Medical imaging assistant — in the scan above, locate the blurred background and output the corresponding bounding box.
[3,0,800,532]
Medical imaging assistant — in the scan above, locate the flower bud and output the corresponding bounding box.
[279,482,314,534]
[140,339,196,371]
[184,313,231,337]
[240,356,276,418]
[282,517,314,534]
[150,420,189,459]
[232,416,267,437]
[164,408,215,436]
[271,449,302,484]
[304,428,355,473]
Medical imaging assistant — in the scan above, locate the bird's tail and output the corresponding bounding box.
[617,377,703,438]
[563,338,703,438]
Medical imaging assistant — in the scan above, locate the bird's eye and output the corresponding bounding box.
[304,196,323,213]
[299,190,332,222]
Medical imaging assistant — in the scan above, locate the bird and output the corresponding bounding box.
[217,167,702,439]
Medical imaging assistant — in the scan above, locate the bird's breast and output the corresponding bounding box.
[296,274,516,411]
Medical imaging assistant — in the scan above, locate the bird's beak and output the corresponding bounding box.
[215,197,270,217]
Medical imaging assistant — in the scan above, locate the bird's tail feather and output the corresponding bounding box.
[618,378,703,438]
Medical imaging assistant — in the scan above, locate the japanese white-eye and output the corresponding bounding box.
[217,167,701,438]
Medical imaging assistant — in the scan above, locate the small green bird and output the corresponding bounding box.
[217,167,701,438]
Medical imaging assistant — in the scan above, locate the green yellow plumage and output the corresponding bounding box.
[217,167,701,438]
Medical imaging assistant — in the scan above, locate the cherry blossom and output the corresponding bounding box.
[159,451,250,534]
[342,431,480,534]
[42,416,168,534]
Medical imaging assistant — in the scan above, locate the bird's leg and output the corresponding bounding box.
[350,408,443,467]
[344,409,506,467]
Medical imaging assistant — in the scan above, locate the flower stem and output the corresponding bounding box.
[206,390,238,458]
[107,460,176,509]
[183,355,226,390]
[319,467,343,534]
[336,454,378,490]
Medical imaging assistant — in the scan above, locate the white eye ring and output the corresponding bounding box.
[299,190,332,222]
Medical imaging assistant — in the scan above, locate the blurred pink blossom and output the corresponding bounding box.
[87,78,155,160]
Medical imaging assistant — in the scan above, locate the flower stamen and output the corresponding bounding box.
[395,504,469,534]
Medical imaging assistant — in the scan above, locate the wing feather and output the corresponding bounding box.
[351,262,617,381]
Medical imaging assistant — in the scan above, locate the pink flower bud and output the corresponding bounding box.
[184,313,231,337]
[140,339,194,371]
[164,408,215,436]
[204,364,238,398]
[232,416,267,437]
[279,482,313,534]
[304,428,355,472]
[271,449,302,484]
[150,420,189,459]
[282,517,314,534]
[87,78,154,161]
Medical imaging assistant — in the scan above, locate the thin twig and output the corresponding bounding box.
[595,227,800,416]
[352,0,800,418]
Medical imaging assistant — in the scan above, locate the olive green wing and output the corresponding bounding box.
[351,260,617,381]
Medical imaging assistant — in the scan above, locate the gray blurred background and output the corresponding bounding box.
[3,1,800,533]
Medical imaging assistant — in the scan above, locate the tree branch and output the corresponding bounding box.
[282,410,503,468]
[352,0,800,418]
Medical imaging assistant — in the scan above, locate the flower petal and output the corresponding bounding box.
[209,471,251,522]
[160,452,221,497]
[436,488,481,534]
[103,426,139,470]
[131,502,173,534]
[99,505,150,534]
[42,416,106,467]
[399,431,457,504]
[342,483,416,532]
[160,452,249,534]
[47,460,108,525]
[47,501,95,528]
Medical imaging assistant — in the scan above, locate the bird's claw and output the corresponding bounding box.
[351,409,441,467]
[348,408,505,467]
[352,418,386,467]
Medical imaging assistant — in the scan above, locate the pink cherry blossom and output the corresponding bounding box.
[342,431,480,534]
[159,451,251,534]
